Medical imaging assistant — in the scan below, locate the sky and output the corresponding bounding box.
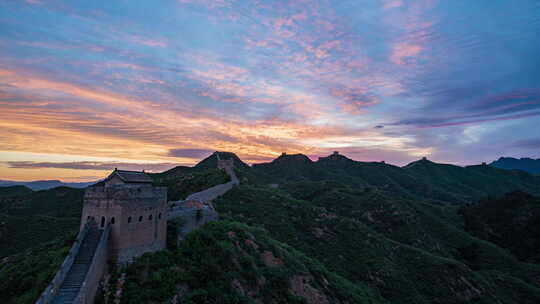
[1,0,539,182]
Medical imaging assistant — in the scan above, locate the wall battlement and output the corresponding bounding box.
[85,185,166,199]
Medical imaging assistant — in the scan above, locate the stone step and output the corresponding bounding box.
[50,227,104,304]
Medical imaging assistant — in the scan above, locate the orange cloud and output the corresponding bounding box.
[0,68,352,160]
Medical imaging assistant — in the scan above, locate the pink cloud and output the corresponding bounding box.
[390,42,423,65]
[129,35,167,48]
[384,0,436,66]
[383,0,404,9]
[178,0,230,9]
[330,87,380,114]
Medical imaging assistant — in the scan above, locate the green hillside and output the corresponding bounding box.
[108,153,540,303]
[0,186,33,198]
[250,154,540,202]
[490,157,540,175]
[215,183,540,304]
[0,233,75,304]
[461,191,540,263]
[106,221,386,304]
[0,187,83,257]
[3,152,540,303]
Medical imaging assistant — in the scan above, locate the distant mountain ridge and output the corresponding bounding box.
[214,152,540,304]
[490,157,540,175]
[166,151,540,202]
[2,153,539,190]
[4,150,540,303]
[0,179,97,191]
[248,152,540,202]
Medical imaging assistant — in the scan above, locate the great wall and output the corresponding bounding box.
[35,152,238,304]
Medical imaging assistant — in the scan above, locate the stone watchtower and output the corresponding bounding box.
[217,158,234,170]
[81,169,167,264]
[215,151,238,184]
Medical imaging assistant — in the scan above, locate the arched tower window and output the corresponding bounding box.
[139,216,143,222]
[100,216,105,228]
[158,213,162,220]
[111,217,115,224]
[148,214,153,221]
[128,216,132,223]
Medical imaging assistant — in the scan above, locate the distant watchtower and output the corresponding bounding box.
[81,169,167,264]
[328,151,341,160]
[215,151,234,170]
[217,158,234,170]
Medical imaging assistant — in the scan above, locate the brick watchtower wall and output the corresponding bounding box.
[82,185,167,264]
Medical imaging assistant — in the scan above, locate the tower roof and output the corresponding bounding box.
[107,169,153,184]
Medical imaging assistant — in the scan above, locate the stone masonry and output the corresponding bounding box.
[81,170,167,264]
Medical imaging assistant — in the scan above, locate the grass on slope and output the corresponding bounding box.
[0,186,33,198]
[461,191,540,263]
[0,233,75,304]
[0,214,79,257]
[0,187,83,257]
[246,155,540,203]
[215,184,540,304]
[0,186,83,217]
[108,221,386,304]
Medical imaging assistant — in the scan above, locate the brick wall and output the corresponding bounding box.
[168,200,219,242]
[82,185,167,264]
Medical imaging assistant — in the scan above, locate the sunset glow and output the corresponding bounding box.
[1,0,539,181]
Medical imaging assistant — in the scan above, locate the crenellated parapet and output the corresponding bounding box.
[85,185,166,200]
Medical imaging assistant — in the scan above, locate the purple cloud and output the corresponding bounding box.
[4,161,179,172]
[512,138,540,149]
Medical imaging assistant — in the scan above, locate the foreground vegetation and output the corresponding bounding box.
[461,191,540,263]
[215,184,540,304]
[106,221,386,303]
[0,234,75,304]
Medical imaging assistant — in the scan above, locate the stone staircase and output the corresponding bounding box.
[51,227,103,304]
